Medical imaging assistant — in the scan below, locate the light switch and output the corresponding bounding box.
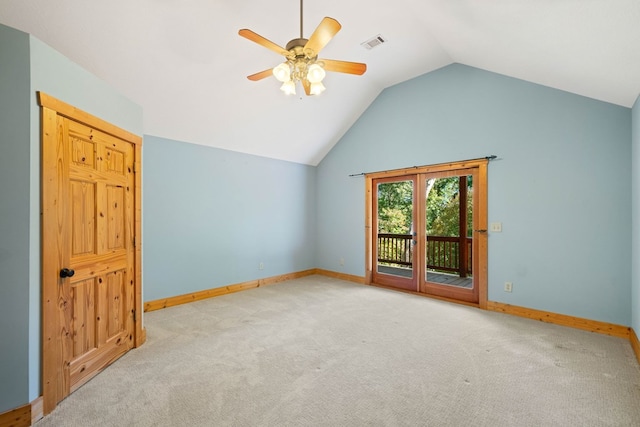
[490,222,502,232]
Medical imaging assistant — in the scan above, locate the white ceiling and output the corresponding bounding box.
[2,0,639,165]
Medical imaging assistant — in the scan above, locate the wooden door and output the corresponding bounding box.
[371,175,419,291]
[419,169,480,304]
[40,93,144,414]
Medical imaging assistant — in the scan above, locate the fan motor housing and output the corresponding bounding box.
[286,38,308,51]
[286,38,318,60]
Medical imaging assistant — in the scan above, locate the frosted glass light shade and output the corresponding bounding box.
[273,63,291,82]
[307,64,326,83]
[310,81,326,95]
[280,80,296,95]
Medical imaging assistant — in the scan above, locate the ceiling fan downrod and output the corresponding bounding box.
[300,0,304,39]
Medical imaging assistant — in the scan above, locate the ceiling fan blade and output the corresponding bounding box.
[247,69,274,81]
[238,29,289,56]
[321,59,367,75]
[304,17,341,57]
[302,79,311,96]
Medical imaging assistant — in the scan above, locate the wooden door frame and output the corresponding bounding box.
[39,92,145,415]
[365,158,488,308]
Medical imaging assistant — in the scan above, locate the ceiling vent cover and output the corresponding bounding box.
[361,34,386,50]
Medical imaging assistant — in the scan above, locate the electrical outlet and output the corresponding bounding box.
[259,262,264,270]
[504,282,512,292]
[491,222,502,232]
[340,258,345,266]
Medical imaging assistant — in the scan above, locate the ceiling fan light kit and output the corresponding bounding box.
[239,0,366,96]
[281,80,296,95]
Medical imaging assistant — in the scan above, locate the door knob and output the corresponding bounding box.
[59,268,75,278]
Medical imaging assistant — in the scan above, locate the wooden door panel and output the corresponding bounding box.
[70,254,127,282]
[70,139,96,169]
[71,278,96,358]
[104,146,126,175]
[70,180,96,256]
[105,270,125,338]
[106,185,126,250]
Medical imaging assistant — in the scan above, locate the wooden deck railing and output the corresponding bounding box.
[377,234,472,276]
[377,233,413,266]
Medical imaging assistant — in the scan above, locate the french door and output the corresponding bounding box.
[368,160,487,305]
[372,175,418,291]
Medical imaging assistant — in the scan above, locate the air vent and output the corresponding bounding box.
[361,34,386,50]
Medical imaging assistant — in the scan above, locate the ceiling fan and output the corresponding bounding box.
[238,0,367,96]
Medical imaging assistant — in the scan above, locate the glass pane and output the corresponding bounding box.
[376,180,414,279]
[425,175,473,288]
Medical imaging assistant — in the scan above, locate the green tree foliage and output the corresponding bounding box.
[377,181,413,234]
[426,176,473,237]
[377,177,473,236]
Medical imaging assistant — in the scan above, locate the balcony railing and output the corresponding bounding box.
[377,233,472,277]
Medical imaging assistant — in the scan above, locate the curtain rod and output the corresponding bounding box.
[348,155,498,177]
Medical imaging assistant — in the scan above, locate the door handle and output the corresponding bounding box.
[474,229,487,233]
[59,268,75,278]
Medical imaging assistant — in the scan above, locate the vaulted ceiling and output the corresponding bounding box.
[2,1,639,165]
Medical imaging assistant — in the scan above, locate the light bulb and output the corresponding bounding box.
[310,81,326,95]
[280,80,296,95]
[307,64,326,83]
[273,63,291,83]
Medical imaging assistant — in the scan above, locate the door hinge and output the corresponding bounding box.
[133,236,136,247]
[133,310,136,322]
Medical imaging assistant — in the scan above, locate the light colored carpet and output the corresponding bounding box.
[37,275,640,426]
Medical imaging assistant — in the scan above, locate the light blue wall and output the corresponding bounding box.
[632,95,640,335]
[0,23,143,412]
[317,64,632,326]
[142,136,317,301]
[0,23,31,413]
[27,36,142,404]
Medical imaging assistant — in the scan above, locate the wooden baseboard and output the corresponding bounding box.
[144,269,318,312]
[631,328,640,364]
[0,396,44,427]
[0,402,31,427]
[314,269,366,284]
[30,397,42,425]
[487,301,630,339]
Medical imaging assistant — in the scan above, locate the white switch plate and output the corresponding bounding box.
[490,222,502,232]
